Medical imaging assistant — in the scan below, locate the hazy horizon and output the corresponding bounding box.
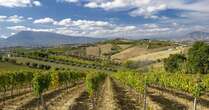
[0,0,209,39]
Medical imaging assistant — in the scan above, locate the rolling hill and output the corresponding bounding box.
[0,31,104,48]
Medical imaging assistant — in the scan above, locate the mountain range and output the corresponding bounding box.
[173,31,209,42]
[0,31,209,48]
[0,31,104,48]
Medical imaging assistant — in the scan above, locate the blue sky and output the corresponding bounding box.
[0,0,209,39]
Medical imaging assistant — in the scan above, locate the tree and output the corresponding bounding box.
[124,61,138,69]
[164,54,186,73]
[187,42,209,74]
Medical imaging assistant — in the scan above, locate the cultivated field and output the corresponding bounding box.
[111,46,148,61]
[0,62,35,72]
[86,44,113,57]
[0,40,208,110]
[128,47,185,62]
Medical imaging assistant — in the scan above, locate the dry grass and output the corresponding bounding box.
[86,44,113,56]
[86,46,100,56]
[98,44,113,54]
[128,47,185,62]
[111,44,183,62]
[117,44,132,50]
[111,46,149,61]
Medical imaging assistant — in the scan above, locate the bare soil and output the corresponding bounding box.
[112,79,141,110]
[149,85,209,110]
[97,77,119,110]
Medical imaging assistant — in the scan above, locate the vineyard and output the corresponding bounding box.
[0,68,208,110]
[0,41,208,110]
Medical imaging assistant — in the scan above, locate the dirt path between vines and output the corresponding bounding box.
[16,82,83,110]
[112,79,141,110]
[97,77,119,110]
[148,89,188,110]
[149,86,209,110]
[48,83,86,110]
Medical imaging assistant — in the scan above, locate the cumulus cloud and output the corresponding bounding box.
[56,18,113,29]
[33,1,41,6]
[0,0,42,7]
[7,25,55,32]
[0,15,24,23]
[64,0,209,19]
[7,15,24,23]
[7,25,28,31]
[8,16,175,38]
[33,17,57,24]
[5,14,209,39]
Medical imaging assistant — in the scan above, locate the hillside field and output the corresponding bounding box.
[0,40,208,110]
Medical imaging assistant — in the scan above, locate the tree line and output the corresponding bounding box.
[164,41,209,74]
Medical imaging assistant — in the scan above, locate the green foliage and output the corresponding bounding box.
[0,73,10,92]
[202,74,209,91]
[50,70,59,89]
[85,72,106,96]
[28,51,49,58]
[32,72,51,96]
[32,69,86,96]
[113,69,208,99]
[0,70,34,93]
[124,61,138,69]
[147,69,206,97]
[112,70,145,93]
[187,41,209,74]
[124,60,154,69]
[164,54,186,73]
[0,55,2,61]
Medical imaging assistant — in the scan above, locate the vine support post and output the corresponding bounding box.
[143,77,147,110]
[40,94,47,110]
[193,97,197,110]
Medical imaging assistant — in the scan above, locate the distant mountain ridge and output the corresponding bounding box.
[175,31,209,42]
[0,31,104,48]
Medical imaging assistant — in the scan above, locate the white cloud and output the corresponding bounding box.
[0,15,7,21]
[27,17,33,20]
[6,18,174,38]
[129,4,167,17]
[0,15,7,19]
[5,15,209,39]
[7,25,55,32]
[7,25,28,31]
[0,15,24,23]
[11,32,16,35]
[56,18,72,26]
[85,2,98,8]
[33,17,57,24]
[0,0,42,7]
[58,19,112,27]
[33,1,41,6]
[144,24,159,28]
[79,0,209,19]
[57,0,79,3]
[0,35,8,39]
[7,15,24,23]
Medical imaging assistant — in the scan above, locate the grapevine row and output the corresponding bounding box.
[0,69,86,109]
[112,70,209,110]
